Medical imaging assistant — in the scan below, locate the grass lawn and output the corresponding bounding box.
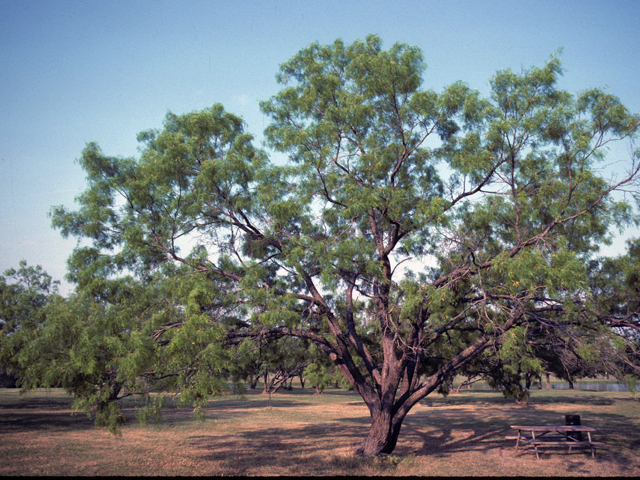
[1,385,639,476]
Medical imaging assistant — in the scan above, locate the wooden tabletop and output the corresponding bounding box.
[510,425,596,432]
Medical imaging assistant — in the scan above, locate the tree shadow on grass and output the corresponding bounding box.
[0,391,94,433]
[185,391,640,474]
[423,392,617,407]
[0,410,95,433]
[188,422,371,475]
[0,395,73,410]
[188,404,526,473]
[207,396,311,411]
[0,389,318,435]
[528,395,617,407]
[400,405,640,475]
[132,396,316,428]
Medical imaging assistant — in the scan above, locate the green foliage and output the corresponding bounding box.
[135,394,167,427]
[0,261,60,383]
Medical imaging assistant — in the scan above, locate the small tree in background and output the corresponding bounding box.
[0,261,60,387]
[303,343,351,394]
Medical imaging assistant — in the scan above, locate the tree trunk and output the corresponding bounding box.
[355,408,405,456]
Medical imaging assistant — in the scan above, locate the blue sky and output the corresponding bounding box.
[1,0,639,294]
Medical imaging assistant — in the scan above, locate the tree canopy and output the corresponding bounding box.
[5,35,639,456]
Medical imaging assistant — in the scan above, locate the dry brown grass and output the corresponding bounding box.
[1,386,639,476]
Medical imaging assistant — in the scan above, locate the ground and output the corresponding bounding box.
[0,386,638,476]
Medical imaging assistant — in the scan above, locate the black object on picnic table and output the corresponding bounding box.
[565,414,583,441]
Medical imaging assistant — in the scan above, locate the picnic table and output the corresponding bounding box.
[507,425,605,459]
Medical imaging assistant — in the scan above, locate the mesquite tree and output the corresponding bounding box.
[51,35,640,456]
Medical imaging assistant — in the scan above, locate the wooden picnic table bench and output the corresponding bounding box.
[507,425,605,459]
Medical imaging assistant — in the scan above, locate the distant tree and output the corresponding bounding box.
[228,339,265,389]
[49,35,640,455]
[590,239,640,385]
[0,261,59,385]
[303,343,351,393]
[229,335,311,394]
[255,336,310,394]
[1,256,237,432]
[0,261,58,332]
[439,264,640,403]
[0,258,161,431]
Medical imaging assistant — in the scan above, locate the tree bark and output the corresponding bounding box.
[355,407,408,456]
[249,375,258,389]
[355,410,394,456]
